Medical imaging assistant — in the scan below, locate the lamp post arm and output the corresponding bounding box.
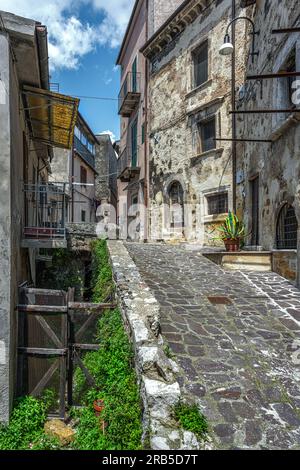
[225,16,256,36]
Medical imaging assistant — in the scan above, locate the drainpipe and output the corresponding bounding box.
[144,0,149,240]
[232,0,237,214]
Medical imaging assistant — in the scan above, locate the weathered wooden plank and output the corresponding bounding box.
[73,351,97,388]
[22,288,67,297]
[31,359,59,397]
[73,343,101,351]
[18,305,68,313]
[67,287,75,407]
[35,315,62,349]
[68,302,116,311]
[18,347,67,356]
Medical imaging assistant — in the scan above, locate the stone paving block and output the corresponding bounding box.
[125,243,300,449]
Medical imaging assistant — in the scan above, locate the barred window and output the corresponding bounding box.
[207,193,228,215]
[276,204,298,249]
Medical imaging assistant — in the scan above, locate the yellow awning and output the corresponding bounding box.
[22,85,79,149]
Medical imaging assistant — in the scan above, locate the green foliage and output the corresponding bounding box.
[90,240,114,302]
[37,248,86,297]
[214,211,246,241]
[72,308,142,450]
[0,394,56,450]
[72,240,142,450]
[174,402,208,439]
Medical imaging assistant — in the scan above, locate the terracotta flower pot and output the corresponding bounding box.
[224,238,240,252]
[93,399,105,417]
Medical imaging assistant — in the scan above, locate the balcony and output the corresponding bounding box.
[117,148,140,182]
[21,183,68,249]
[74,135,95,169]
[118,72,141,117]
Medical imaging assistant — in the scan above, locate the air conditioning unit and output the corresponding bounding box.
[240,0,256,7]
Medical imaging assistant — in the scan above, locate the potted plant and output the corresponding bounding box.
[213,211,247,252]
[93,399,105,417]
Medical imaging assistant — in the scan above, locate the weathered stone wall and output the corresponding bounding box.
[272,251,297,283]
[107,240,206,450]
[148,0,186,37]
[147,0,248,243]
[236,0,300,284]
[0,32,12,424]
[95,134,118,210]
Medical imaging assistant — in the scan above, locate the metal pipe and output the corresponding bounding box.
[230,109,300,114]
[247,71,300,79]
[272,28,300,34]
[215,138,272,143]
[231,0,237,214]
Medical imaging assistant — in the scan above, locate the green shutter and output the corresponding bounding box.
[132,58,137,92]
[131,120,138,166]
[141,123,145,144]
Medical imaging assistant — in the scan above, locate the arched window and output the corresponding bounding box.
[168,181,184,232]
[168,181,183,205]
[276,204,298,249]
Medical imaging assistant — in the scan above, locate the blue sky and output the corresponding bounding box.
[0,0,135,140]
[51,41,121,140]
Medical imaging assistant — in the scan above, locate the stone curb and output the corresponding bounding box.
[107,240,202,450]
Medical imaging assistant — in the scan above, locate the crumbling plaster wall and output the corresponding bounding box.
[148,0,248,243]
[236,0,300,283]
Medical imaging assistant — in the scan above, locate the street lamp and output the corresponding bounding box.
[219,16,259,63]
[218,14,259,214]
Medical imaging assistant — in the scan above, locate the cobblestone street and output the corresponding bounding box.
[126,243,300,450]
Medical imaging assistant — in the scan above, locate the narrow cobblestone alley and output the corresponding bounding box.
[126,243,300,450]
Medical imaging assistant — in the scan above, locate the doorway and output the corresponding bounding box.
[250,176,259,246]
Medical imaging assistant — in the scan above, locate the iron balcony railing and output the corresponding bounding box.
[118,71,141,115]
[23,183,67,240]
[74,135,95,169]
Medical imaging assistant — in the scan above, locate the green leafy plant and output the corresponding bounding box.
[0,394,56,450]
[213,211,247,241]
[72,240,142,450]
[174,402,208,439]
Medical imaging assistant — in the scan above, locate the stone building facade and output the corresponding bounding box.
[142,0,248,243]
[235,0,300,284]
[95,134,118,213]
[116,0,186,241]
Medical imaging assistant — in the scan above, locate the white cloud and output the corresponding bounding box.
[0,0,134,70]
[98,130,116,143]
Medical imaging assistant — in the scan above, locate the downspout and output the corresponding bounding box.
[231,0,237,213]
[144,0,149,241]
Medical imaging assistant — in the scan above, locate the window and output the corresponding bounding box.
[74,126,81,139]
[141,123,145,144]
[169,181,184,205]
[80,166,87,187]
[285,47,296,108]
[131,120,138,166]
[199,117,216,153]
[207,193,228,215]
[276,203,298,249]
[81,210,86,222]
[193,41,208,88]
[132,57,137,92]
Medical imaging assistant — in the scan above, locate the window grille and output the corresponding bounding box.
[207,193,228,215]
[276,204,298,249]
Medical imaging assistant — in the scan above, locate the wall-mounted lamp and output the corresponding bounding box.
[219,16,259,63]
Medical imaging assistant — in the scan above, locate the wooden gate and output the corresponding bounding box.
[18,287,115,419]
